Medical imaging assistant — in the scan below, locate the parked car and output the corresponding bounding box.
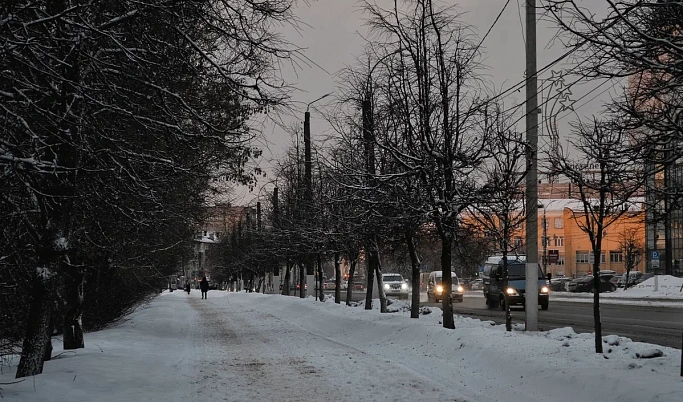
[617,271,644,288]
[569,276,616,293]
[550,277,572,292]
[609,276,621,288]
[634,272,654,285]
[382,273,410,299]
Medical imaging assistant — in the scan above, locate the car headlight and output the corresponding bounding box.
[436,285,443,293]
[383,283,390,290]
[457,286,464,292]
[540,286,549,293]
[506,287,518,296]
[401,283,408,290]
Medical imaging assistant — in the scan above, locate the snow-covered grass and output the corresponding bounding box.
[2,290,682,402]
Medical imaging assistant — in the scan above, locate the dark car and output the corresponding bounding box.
[570,276,616,293]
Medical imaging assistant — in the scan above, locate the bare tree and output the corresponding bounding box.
[550,118,644,353]
[361,0,489,328]
[467,105,528,330]
[544,0,683,276]
[618,228,645,290]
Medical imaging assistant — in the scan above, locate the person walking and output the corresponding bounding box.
[199,275,209,299]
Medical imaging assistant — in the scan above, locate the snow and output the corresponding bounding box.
[54,237,68,251]
[553,275,683,304]
[35,267,53,279]
[2,291,682,402]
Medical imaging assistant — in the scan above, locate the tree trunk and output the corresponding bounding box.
[592,248,603,353]
[346,256,356,306]
[406,230,421,318]
[16,269,54,378]
[441,238,455,329]
[283,261,291,295]
[502,249,512,332]
[317,254,324,301]
[299,260,305,298]
[63,270,85,350]
[364,243,375,310]
[374,249,387,313]
[334,252,341,304]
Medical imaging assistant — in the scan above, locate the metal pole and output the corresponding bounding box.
[543,208,548,278]
[525,0,539,331]
[304,110,312,297]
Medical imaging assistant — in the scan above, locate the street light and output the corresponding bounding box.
[307,93,332,113]
[304,92,332,301]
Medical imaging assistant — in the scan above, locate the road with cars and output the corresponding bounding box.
[424,293,683,349]
[319,287,682,348]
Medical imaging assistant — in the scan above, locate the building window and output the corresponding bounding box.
[610,251,623,263]
[557,256,565,265]
[576,251,590,264]
[554,236,564,247]
[514,237,523,248]
[594,253,606,263]
[554,217,563,229]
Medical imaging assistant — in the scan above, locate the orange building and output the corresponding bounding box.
[515,198,646,278]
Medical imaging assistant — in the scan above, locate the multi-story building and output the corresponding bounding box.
[470,182,647,278]
[179,203,256,287]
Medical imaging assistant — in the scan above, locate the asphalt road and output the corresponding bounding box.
[320,289,683,348]
[424,293,683,349]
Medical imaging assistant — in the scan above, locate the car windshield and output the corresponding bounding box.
[383,275,403,282]
[506,264,544,278]
[435,277,460,286]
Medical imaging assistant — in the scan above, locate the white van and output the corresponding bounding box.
[426,271,464,303]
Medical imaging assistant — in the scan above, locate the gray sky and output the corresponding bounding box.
[234,0,614,205]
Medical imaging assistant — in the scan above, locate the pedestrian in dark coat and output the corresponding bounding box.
[200,276,209,299]
[185,281,191,294]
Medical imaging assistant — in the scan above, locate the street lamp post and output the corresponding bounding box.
[304,93,332,301]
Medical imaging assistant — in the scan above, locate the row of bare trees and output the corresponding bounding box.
[1,0,298,377]
[215,1,674,356]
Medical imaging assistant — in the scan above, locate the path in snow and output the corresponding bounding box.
[187,294,465,402]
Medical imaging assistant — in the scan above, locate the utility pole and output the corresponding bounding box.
[525,0,539,331]
[542,207,548,278]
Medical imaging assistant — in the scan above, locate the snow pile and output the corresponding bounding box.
[619,275,683,298]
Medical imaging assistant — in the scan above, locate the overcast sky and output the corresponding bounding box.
[233,0,613,205]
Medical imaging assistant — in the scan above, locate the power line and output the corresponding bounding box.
[472,0,512,58]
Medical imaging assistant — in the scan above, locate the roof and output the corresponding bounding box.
[540,198,645,212]
[485,255,526,265]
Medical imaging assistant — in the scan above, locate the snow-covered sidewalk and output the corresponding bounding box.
[2,290,682,402]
